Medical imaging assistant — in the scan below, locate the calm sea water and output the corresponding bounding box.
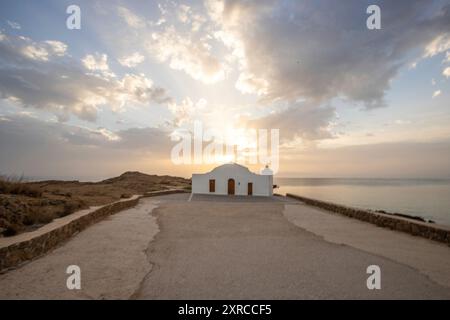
[275,178,450,226]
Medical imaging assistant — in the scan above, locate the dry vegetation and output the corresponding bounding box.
[0,172,190,237]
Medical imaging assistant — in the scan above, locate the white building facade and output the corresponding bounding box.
[192,163,273,197]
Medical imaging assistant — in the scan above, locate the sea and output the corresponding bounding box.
[275,178,450,227]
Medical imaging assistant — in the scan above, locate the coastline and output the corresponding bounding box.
[276,179,450,227]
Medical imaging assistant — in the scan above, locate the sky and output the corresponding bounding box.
[0,0,449,180]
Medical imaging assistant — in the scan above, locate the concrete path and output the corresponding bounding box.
[1,193,449,299]
[133,195,450,299]
[0,198,159,299]
[284,203,450,289]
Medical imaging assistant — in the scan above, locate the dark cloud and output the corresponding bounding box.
[0,114,175,178]
[214,0,450,108]
[245,101,335,141]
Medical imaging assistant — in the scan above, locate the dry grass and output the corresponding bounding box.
[0,175,42,198]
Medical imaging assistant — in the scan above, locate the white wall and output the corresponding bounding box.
[192,164,273,197]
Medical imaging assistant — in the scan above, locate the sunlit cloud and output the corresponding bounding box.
[146,26,226,84]
[444,51,450,63]
[118,52,145,68]
[82,52,115,78]
[424,34,450,58]
[432,90,441,98]
[0,32,171,122]
[20,39,67,61]
[117,6,146,29]
[443,67,450,78]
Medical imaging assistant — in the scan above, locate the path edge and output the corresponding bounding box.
[286,193,450,246]
[0,189,187,273]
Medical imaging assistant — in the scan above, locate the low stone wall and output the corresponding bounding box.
[0,189,187,272]
[286,193,450,246]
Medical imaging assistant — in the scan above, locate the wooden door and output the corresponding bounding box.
[227,179,235,195]
[209,179,215,192]
[247,183,253,195]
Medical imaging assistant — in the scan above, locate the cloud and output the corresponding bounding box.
[445,51,450,63]
[0,113,175,178]
[245,101,336,142]
[235,72,269,96]
[6,20,21,30]
[424,34,450,58]
[60,125,121,145]
[118,52,145,67]
[21,39,67,61]
[146,25,226,84]
[111,3,225,84]
[432,90,442,98]
[0,115,12,122]
[443,67,450,78]
[0,32,171,121]
[82,52,116,78]
[82,53,110,72]
[120,73,172,104]
[425,34,450,78]
[208,0,450,108]
[176,4,192,23]
[394,119,411,125]
[168,97,208,126]
[117,6,146,29]
[106,1,450,144]
[166,96,336,148]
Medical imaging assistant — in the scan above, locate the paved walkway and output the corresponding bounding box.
[1,193,449,299]
[0,198,159,299]
[135,195,450,299]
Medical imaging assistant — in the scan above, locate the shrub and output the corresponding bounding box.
[1,222,20,237]
[0,175,42,198]
[59,200,85,218]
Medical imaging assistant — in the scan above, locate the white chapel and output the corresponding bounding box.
[191,163,273,197]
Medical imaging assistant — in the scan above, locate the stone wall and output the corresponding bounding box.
[0,189,187,272]
[286,193,450,246]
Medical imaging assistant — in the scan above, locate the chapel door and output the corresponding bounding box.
[227,179,235,195]
[248,183,253,195]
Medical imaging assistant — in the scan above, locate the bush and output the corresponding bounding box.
[0,175,42,198]
[36,211,56,224]
[59,200,85,218]
[3,226,19,237]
